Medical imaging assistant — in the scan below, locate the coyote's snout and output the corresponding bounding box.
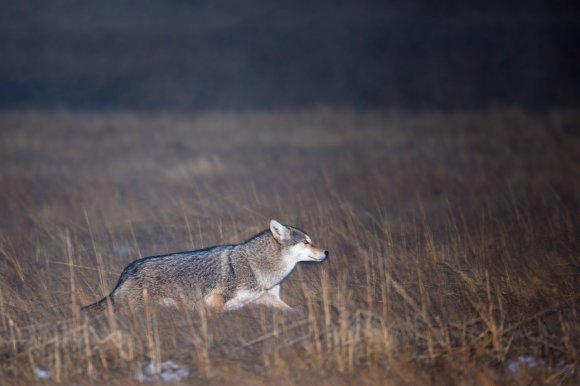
[81,220,328,315]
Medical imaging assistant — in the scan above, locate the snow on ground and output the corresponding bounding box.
[134,360,191,382]
[34,367,51,379]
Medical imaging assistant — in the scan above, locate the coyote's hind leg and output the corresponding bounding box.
[205,293,226,313]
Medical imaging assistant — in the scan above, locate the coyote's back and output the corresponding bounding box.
[82,220,328,316]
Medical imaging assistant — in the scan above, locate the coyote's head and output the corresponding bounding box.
[270,219,328,262]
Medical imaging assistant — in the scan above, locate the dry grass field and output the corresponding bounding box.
[0,108,578,385]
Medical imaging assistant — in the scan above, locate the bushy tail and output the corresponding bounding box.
[81,297,114,317]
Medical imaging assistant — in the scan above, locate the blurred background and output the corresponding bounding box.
[1,1,579,112]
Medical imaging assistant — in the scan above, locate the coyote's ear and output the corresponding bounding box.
[270,220,290,242]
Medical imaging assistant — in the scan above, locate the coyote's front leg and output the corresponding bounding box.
[253,284,292,310]
[224,290,262,311]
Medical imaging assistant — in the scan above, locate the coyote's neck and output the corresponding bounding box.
[243,232,294,290]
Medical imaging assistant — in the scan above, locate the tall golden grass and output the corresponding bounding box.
[0,108,578,385]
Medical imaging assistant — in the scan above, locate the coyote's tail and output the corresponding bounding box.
[81,297,114,317]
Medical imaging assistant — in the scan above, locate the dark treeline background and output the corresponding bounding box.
[1,1,579,112]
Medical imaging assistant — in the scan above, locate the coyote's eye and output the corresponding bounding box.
[303,240,310,245]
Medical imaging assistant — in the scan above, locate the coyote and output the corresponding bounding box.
[82,220,328,315]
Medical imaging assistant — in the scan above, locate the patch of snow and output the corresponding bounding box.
[507,356,547,375]
[34,367,52,380]
[134,360,190,382]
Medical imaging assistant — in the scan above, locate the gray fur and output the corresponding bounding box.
[81,220,328,315]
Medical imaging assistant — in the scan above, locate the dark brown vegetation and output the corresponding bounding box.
[0,108,578,385]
